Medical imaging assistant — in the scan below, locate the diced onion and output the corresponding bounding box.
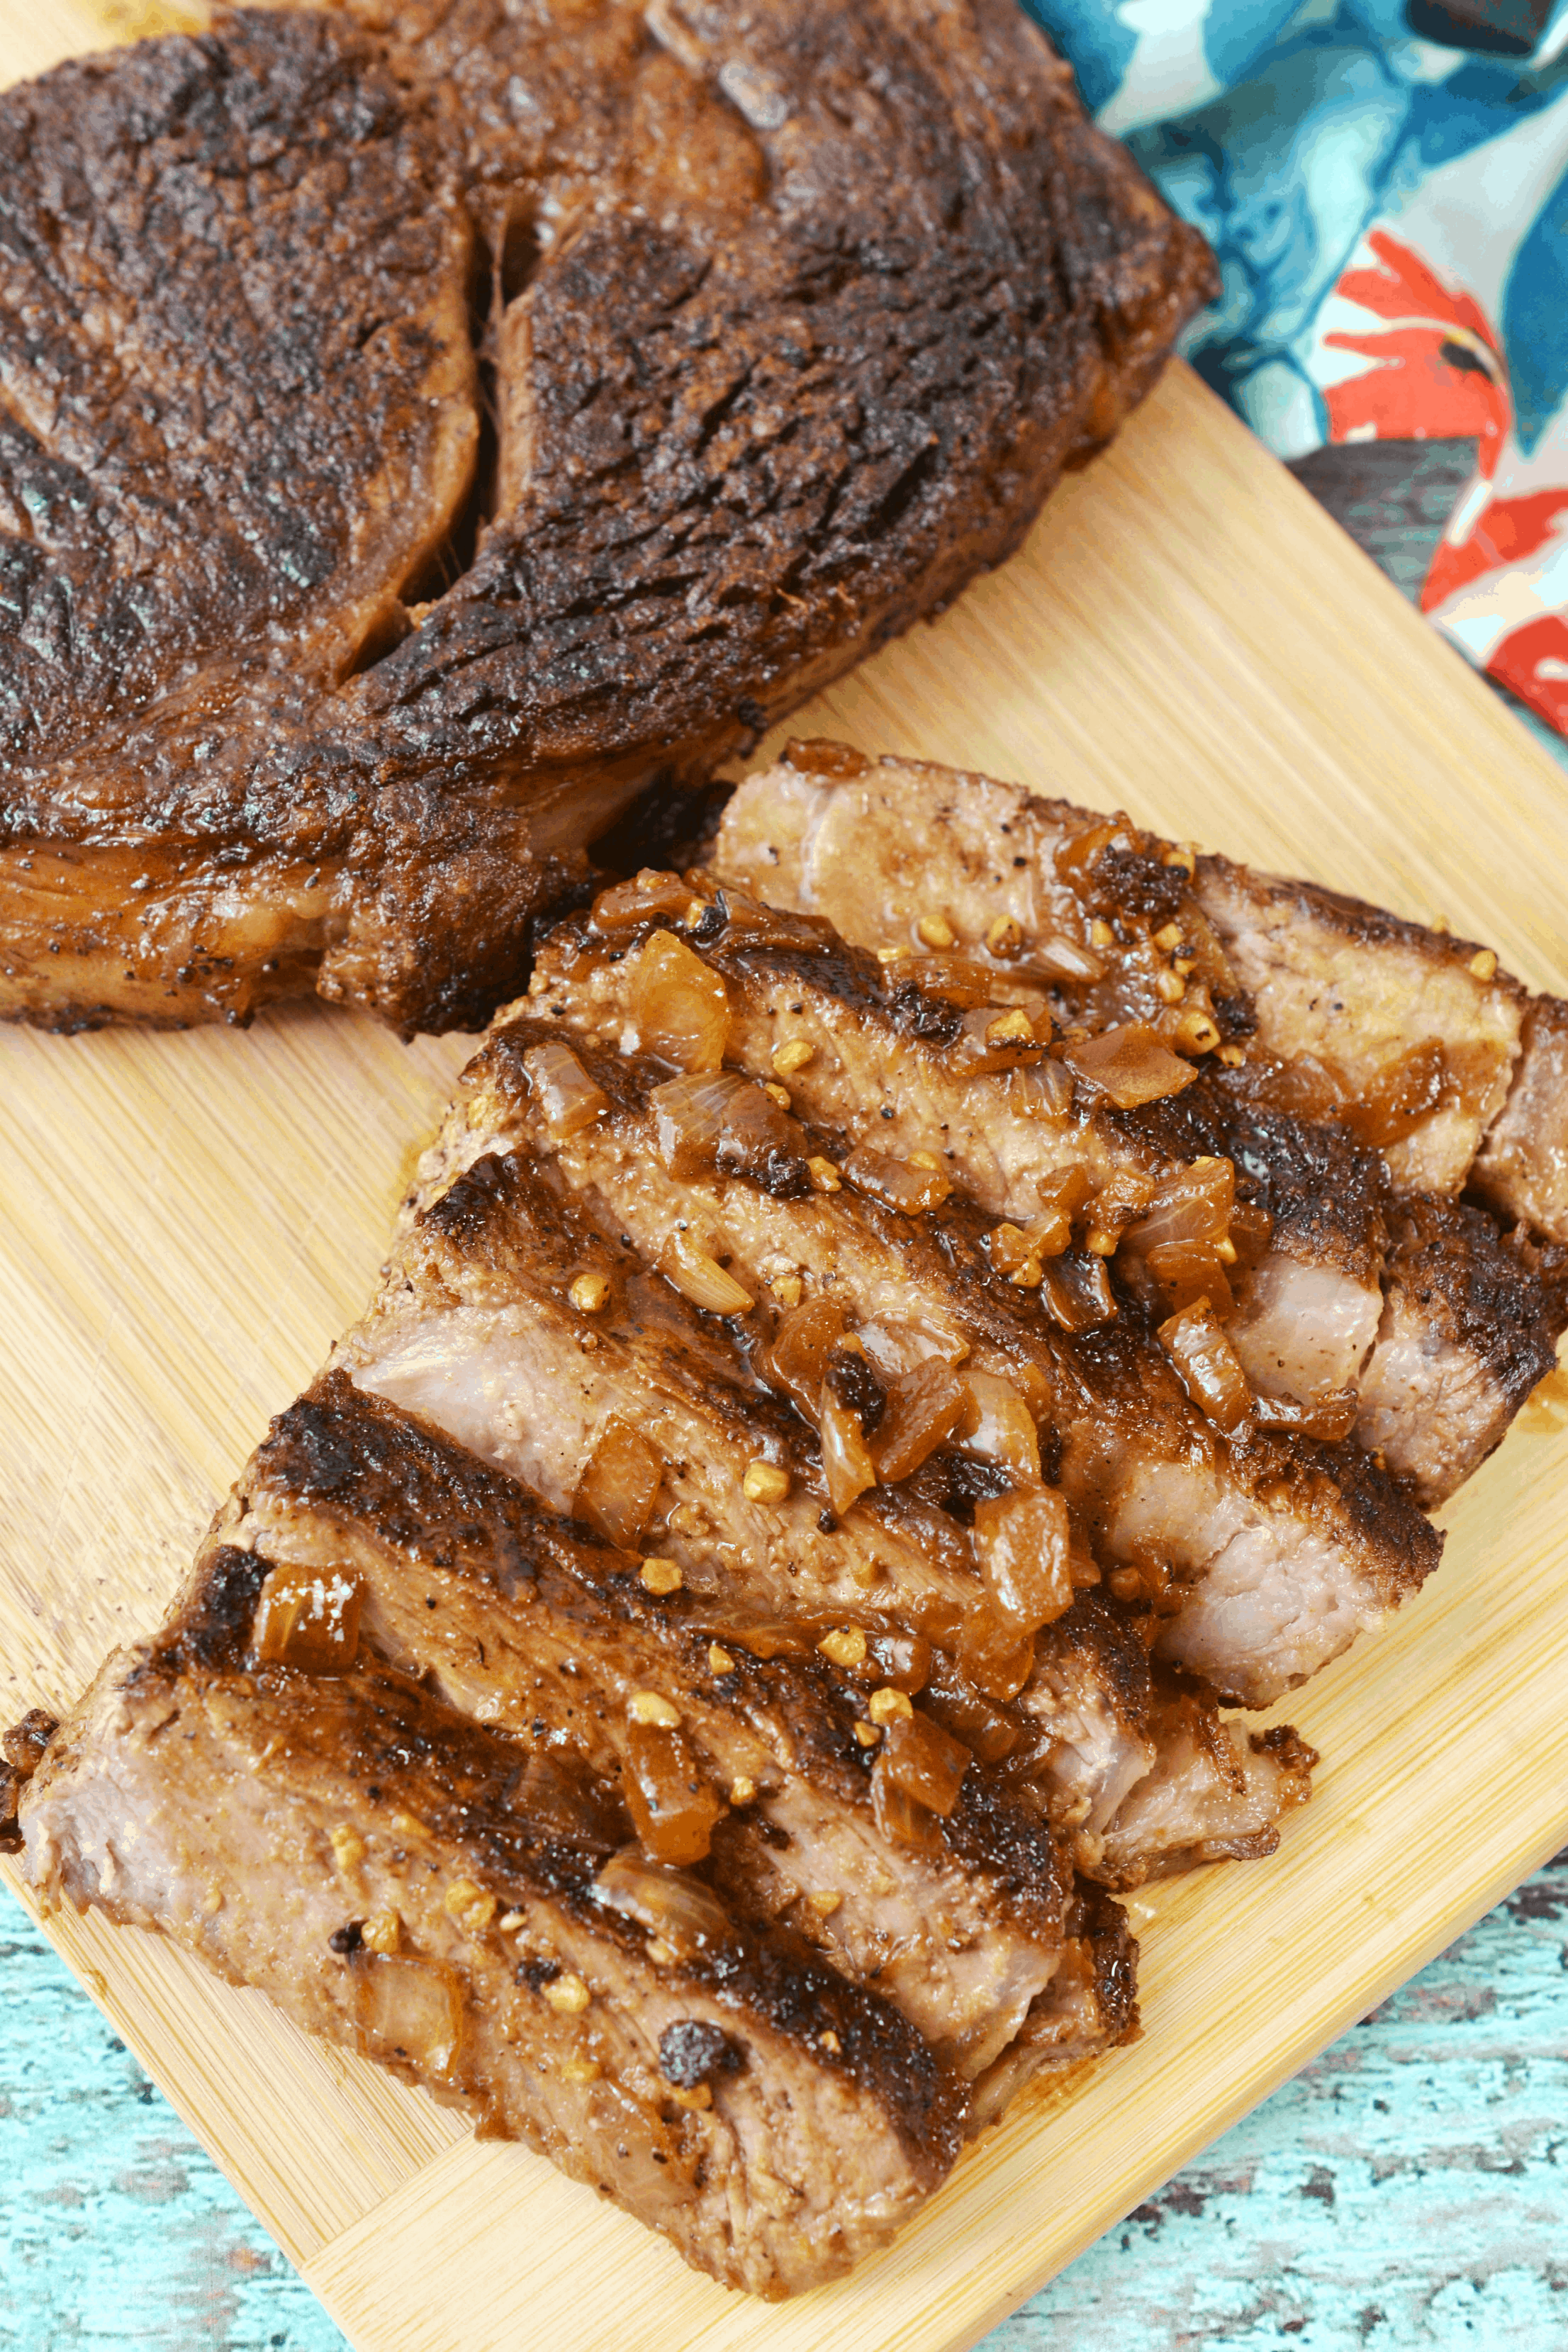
[1158,1298,1253,1430]
[868,1359,969,1484]
[520,1041,609,1141]
[870,1763,943,1852]
[512,1752,626,1850]
[1141,1238,1235,1321]
[1063,1024,1199,1109]
[958,1373,1043,1483]
[875,1708,970,1817]
[660,1233,754,1316]
[1120,1158,1235,1255]
[252,1564,363,1674]
[1007,1059,1076,1121]
[356,1954,464,2078]
[619,1722,724,1868]
[972,1488,1073,1632]
[574,1416,666,1550]
[593,1847,734,1953]
[843,1144,951,1216]
[917,1657,1019,1764]
[629,931,730,1071]
[650,1070,803,1182]
[590,870,702,931]
[762,1298,849,1421]
[1039,1253,1116,1331]
[957,1603,1037,1703]
[819,1388,877,1517]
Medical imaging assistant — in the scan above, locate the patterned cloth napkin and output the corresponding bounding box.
[1023,0,1568,744]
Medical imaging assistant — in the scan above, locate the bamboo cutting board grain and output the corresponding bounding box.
[5,6,1568,2344]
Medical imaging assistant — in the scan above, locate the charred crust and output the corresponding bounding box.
[158,1545,272,1671]
[659,2019,745,2088]
[1386,1197,1564,1407]
[1068,1881,1139,2048]
[2,1709,59,1776]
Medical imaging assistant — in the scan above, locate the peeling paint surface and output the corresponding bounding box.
[4,1852,1567,2349]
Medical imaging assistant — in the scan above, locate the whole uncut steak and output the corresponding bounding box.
[0,1,1215,1035]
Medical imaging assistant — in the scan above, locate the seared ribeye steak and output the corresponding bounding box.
[713,748,1566,1497]
[0,1,1214,1036]
[21,1640,967,2297]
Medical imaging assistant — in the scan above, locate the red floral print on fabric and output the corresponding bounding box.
[1323,231,1509,478]
[1488,614,1568,734]
[1421,488,1568,612]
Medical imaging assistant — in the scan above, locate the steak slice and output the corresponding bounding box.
[712,749,1563,1464]
[1,1,1214,1036]
[231,1370,1105,2085]
[527,900,1438,1708]
[20,1643,963,2296]
[1353,1197,1562,1506]
[1473,995,1568,1246]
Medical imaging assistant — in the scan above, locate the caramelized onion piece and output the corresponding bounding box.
[1158,1298,1253,1430]
[1031,934,1106,983]
[953,1004,1047,1075]
[651,1070,804,1183]
[819,1388,877,1516]
[630,931,729,1071]
[917,1656,1019,1764]
[843,1144,952,1216]
[973,1488,1073,1632]
[784,737,872,778]
[868,1359,969,1484]
[252,1564,362,1674]
[762,1297,848,1421]
[620,1722,724,1868]
[870,1765,943,1852]
[660,1233,754,1316]
[1063,1024,1199,1109]
[593,1848,735,1954]
[1121,1158,1235,1256]
[356,1954,464,2078]
[958,1373,1042,1483]
[1253,1387,1360,1442]
[876,1708,970,1817]
[591,870,701,931]
[1141,1238,1235,1321]
[575,1416,666,1550]
[520,1041,609,1141]
[1228,1199,1275,1270]
[864,1626,933,1693]
[958,1604,1037,1703]
[1007,1058,1075,1121]
[1040,1252,1116,1332]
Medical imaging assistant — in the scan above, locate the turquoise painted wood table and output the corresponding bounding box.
[4,444,1566,2351]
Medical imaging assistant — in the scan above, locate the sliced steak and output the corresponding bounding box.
[1,1,1214,1036]
[526,905,1438,1708]
[1354,1197,1563,1506]
[231,1370,1097,2083]
[20,1645,963,2295]
[713,750,1564,1458]
[1472,995,1568,1246]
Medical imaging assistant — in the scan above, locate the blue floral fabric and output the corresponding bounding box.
[1022,0,1568,740]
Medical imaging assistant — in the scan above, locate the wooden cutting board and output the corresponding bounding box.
[5,6,1568,2346]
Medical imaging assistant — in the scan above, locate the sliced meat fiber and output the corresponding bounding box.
[527,919,1438,1709]
[1355,1197,1564,1507]
[534,883,1382,1414]
[1,2,1214,1036]
[714,751,1566,1438]
[231,1370,1099,2083]
[715,750,1527,1201]
[21,1642,963,2297]
[383,1012,1331,1834]
[1472,995,1568,1247]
